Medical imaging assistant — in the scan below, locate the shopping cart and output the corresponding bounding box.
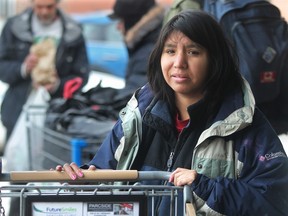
[25,104,104,170]
[0,170,196,216]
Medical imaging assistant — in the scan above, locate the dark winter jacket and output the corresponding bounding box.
[86,80,288,215]
[104,5,164,104]
[0,8,89,137]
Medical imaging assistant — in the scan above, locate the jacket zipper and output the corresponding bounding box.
[155,148,176,214]
[167,128,185,172]
[156,130,184,214]
[167,151,175,172]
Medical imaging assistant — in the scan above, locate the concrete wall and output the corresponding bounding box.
[59,0,115,13]
[5,0,286,20]
[59,0,173,13]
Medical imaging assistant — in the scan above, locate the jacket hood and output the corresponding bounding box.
[124,5,165,50]
[10,8,82,44]
[198,79,255,144]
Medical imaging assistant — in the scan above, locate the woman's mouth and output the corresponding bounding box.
[171,74,189,82]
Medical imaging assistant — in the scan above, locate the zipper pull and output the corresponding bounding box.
[167,152,174,172]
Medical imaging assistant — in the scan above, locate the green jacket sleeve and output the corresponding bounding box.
[163,0,202,24]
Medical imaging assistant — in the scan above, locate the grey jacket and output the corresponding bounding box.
[0,8,89,139]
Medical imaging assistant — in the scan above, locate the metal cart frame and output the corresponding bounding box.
[0,170,195,216]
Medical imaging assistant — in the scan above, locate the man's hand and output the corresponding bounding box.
[169,168,198,186]
[24,53,38,75]
[33,71,59,93]
[44,72,59,93]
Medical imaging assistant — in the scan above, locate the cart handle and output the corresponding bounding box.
[0,170,172,182]
[1,170,196,215]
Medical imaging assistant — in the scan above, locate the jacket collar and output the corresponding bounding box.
[197,79,255,144]
[11,9,32,42]
[124,5,165,49]
[143,79,255,141]
[11,8,82,44]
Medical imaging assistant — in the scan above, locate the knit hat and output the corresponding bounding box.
[109,0,155,30]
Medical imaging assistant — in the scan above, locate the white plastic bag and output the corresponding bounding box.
[3,87,50,171]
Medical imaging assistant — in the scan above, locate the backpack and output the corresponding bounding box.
[203,0,288,104]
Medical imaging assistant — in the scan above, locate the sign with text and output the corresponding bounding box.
[25,195,147,216]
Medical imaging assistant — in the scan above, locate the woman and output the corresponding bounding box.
[57,10,288,215]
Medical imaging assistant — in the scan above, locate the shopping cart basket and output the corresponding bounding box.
[0,170,195,216]
[25,104,104,170]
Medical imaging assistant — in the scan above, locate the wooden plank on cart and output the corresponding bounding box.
[9,170,139,182]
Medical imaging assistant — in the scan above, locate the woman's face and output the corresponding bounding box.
[161,31,209,102]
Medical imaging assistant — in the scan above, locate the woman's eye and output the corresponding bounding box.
[188,50,200,55]
[165,49,175,54]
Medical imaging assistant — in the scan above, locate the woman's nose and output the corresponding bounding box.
[173,53,187,69]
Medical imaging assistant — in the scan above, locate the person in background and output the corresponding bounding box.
[0,0,89,146]
[91,0,164,106]
[56,10,288,215]
[0,0,89,215]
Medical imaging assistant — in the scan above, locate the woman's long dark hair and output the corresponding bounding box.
[147,10,243,114]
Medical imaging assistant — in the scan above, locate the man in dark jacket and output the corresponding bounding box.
[0,1,89,215]
[0,0,89,145]
[90,0,164,108]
